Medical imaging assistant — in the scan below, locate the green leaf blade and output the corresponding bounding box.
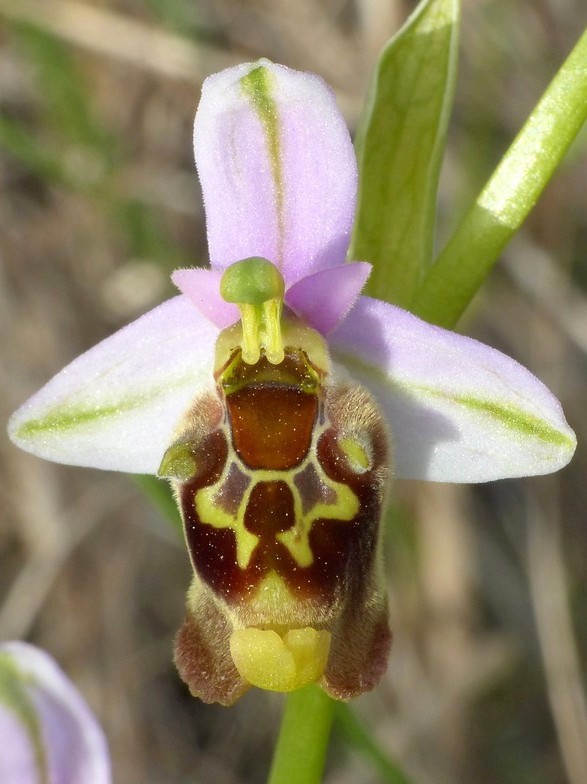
[351,0,460,308]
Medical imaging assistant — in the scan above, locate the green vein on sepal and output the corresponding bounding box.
[413,385,574,447]
[335,351,575,449]
[13,378,193,440]
[16,402,138,438]
[0,654,48,784]
[240,64,285,266]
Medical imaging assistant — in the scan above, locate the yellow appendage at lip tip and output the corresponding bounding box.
[229,627,331,692]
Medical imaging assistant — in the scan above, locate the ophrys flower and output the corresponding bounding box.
[8,61,576,705]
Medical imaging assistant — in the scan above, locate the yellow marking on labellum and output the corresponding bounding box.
[340,436,371,472]
[195,484,259,570]
[277,474,359,568]
[192,414,362,573]
[229,626,331,692]
[276,527,313,568]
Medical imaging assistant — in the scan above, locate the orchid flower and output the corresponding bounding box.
[0,642,111,784]
[8,62,575,706]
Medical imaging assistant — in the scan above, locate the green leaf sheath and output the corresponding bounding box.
[267,686,335,784]
[335,704,414,784]
[413,26,587,328]
[351,0,460,309]
[134,476,183,538]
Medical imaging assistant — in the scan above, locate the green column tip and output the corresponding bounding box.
[220,257,285,305]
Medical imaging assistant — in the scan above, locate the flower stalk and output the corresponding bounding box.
[413,25,587,328]
[268,686,335,784]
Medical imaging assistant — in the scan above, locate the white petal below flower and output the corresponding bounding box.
[0,710,38,784]
[0,642,111,784]
[331,297,576,482]
[8,296,219,473]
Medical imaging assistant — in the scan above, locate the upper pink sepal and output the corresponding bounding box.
[285,262,371,334]
[194,60,357,285]
[331,297,576,482]
[172,268,240,328]
[8,296,219,473]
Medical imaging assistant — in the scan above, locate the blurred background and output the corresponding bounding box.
[1,0,586,782]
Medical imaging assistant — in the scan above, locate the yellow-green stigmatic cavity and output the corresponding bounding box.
[168,275,392,704]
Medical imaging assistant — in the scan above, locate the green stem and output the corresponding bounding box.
[268,686,335,784]
[412,25,587,328]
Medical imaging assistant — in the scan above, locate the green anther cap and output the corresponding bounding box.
[220,258,286,366]
[220,257,284,304]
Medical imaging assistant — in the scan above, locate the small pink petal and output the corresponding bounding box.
[172,268,240,328]
[285,262,371,334]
